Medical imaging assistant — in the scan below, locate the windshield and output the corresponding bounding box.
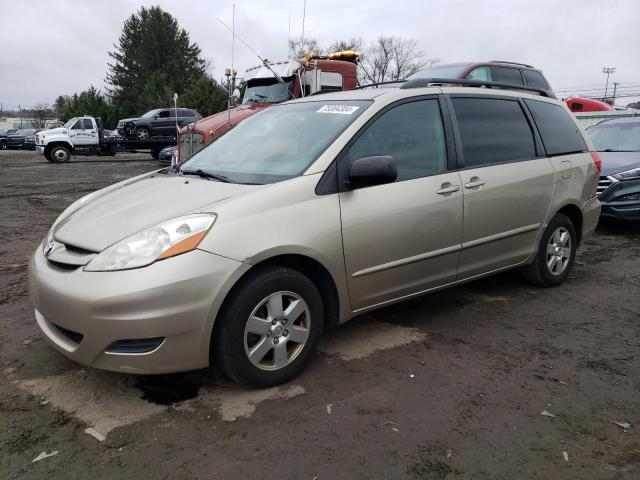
[63,117,78,129]
[180,100,371,184]
[587,122,640,152]
[142,109,162,118]
[242,76,295,104]
[408,64,470,80]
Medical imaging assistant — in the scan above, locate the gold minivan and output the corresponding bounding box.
[30,80,601,387]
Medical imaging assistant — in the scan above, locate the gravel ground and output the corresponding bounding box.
[1,150,639,479]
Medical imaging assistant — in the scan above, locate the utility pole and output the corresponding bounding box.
[612,82,620,104]
[602,67,616,101]
[19,104,23,127]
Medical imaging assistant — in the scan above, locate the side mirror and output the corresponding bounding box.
[348,155,397,189]
[153,114,160,119]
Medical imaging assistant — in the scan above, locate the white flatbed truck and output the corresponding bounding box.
[35,116,176,163]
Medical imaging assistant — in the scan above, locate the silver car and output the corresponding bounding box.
[30,82,601,387]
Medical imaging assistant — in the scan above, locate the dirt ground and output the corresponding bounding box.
[1,150,639,480]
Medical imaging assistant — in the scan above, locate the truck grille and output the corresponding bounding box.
[597,176,614,196]
[179,133,205,162]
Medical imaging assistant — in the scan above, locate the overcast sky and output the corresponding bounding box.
[1,0,639,109]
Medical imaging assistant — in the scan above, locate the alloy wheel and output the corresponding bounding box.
[243,291,311,371]
[546,227,572,275]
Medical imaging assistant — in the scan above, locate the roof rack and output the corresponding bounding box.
[490,60,534,68]
[354,80,407,90]
[400,77,550,97]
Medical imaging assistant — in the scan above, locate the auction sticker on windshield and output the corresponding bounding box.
[317,105,360,115]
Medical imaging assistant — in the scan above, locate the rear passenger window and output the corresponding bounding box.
[451,97,536,167]
[347,99,447,181]
[524,100,587,156]
[522,70,548,89]
[492,67,524,85]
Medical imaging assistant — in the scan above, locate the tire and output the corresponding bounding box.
[135,126,150,140]
[49,145,71,163]
[44,150,53,162]
[213,266,324,388]
[0,139,7,150]
[150,148,160,160]
[522,213,577,287]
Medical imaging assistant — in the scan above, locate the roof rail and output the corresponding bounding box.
[354,80,407,90]
[490,60,534,68]
[400,77,550,97]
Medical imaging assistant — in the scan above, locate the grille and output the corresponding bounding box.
[53,324,84,344]
[597,176,613,196]
[179,133,205,162]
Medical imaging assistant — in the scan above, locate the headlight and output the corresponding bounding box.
[84,214,215,271]
[613,167,640,181]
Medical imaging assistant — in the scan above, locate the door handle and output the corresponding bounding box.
[437,183,460,195]
[464,177,485,189]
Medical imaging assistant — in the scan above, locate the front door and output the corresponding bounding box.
[448,96,555,279]
[339,97,463,310]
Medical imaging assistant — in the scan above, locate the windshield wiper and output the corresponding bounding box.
[180,168,232,183]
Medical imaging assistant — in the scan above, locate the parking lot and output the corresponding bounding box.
[1,150,639,479]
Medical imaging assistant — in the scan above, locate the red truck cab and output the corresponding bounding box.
[564,97,614,113]
[178,51,359,162]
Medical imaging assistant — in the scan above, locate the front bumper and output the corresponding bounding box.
[599,177,640,221]
[29,246,249,374]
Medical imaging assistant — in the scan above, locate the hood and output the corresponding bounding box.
[186,103,272,140]
[118,117,140,124]
[40,127,66,136]
[599,151,640,176]
[54,172,263,252]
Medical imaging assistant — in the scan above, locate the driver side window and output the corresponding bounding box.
[346,99,447,182]
[71,120,82,130]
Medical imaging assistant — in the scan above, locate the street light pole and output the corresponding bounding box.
[602,67,616,101]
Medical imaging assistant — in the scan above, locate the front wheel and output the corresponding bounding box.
[0,139,7,150]
[522,213,577,287]
[135,126,150,140]
[213,266,324,388]
[49,145,71,163]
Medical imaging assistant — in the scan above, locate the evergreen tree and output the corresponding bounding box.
[181,75,228,117]
[106,6,206,117]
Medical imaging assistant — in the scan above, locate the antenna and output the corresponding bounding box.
[301,0,307,57]
[228,3,235,127]
[288,8,291,49]
[217,18,290,91]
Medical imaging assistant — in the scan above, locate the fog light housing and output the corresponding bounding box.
[105,337,165,354]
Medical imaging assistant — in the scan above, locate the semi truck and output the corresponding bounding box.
[177,51,360,162]
[34,116,176,163]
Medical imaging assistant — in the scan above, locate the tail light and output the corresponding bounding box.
[590,151,602,172]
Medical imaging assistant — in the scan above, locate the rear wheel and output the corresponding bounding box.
[0,139,6,150]
[49,145,71,163]
[213,266,324,388]
[522,213,577,287]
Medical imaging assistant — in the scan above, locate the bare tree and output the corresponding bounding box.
[288,36,321,59]
[29,102,53,128]
[359,36,436,84]
[327,37,364,54]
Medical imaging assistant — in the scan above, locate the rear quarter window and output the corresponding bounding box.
[524,100,587,156]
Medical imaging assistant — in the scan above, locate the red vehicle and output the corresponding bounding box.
[564,97,614,113]
[408,61,556,98]
[178,51,359,162]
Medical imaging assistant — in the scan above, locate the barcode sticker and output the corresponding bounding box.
[317,105,360,115]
